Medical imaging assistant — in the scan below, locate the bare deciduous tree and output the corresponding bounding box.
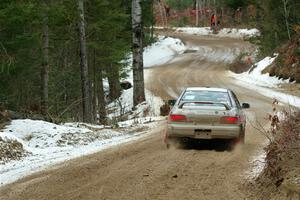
[132,0,146,107]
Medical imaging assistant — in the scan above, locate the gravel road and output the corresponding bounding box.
[0,34,273,200]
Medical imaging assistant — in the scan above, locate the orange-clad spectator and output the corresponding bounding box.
[211,14,216,27]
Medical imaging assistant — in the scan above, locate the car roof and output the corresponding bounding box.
[185,87,229,92]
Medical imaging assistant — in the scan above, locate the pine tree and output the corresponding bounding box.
[78,0,92,123]
[0,0,143,122]
[41,0,49,115]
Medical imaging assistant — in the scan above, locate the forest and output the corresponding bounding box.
[0,0,299,123]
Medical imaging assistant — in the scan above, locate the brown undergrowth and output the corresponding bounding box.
[268,27,300,83]
[252,100,300,200]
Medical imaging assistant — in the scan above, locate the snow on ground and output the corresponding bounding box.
[245,147,267,180]
[0,119,163,185]
[107,87,164,119]
[122,35,186,73]
[175,27,260,39]
[107,35,186,91]
[230,55,299,179]
[144,36,186,67]
[0,35,180,186]
[237,81,300,108]
[228,54,300,107]
[107,35,185,119]
[229,54,300,180]
[229,54,291,88]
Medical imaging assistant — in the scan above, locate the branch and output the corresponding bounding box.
[58,98,82,118]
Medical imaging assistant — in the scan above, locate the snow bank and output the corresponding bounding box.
[144,36,186,67]
[0,119,161,186]
[229,54,291,88]
[229,55,300,107]
[175,27,260,39]
[0,35,183,186]
[107,87,164,119]
[108,36,183,119]
[245,149,266,180]
[237,82,300,107]
[123,36,186,72]
[109,36,187,91]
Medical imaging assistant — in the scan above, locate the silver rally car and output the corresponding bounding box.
[167,87,250,145]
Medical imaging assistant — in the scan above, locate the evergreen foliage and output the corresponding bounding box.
[1,0,297,121]
[260,0,300,55]
[165,0,194,10]
[0,0,153,121]
[223,0,245,10]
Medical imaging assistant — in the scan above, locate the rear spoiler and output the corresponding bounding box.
[178,101,231,110]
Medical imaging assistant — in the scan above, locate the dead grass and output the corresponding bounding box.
[252,103,300,199]
[0,137,29,164]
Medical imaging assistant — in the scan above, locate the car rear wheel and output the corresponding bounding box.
[235,129,245,144]
[240,126,246,144]
[240,130,245,144]
[230,128,245,147]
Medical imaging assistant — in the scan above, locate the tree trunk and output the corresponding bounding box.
[282,0,291,40]
[78,0,92,122]
[91,50,97,122]
[157,0,167,27]
[107,63,121,100]
[196,0,199,26]
[150,0,154,40]
[132,0,145,107]
[41,0,49,115]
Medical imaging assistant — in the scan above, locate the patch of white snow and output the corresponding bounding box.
[175,27,260,39]
[0,119,161,186]
[229,55,300,107]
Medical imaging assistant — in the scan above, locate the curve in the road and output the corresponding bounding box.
[0,34,272,200]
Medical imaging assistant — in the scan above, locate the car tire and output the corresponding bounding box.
[240,127,245,144]
[231,128,245,147]
[166,143,170,149]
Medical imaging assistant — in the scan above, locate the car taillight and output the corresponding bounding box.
[220,116,239,124]
[169,114,187,122]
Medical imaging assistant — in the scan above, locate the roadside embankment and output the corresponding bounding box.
[252,110,300,200]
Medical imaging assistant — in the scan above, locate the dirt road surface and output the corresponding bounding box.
[0,34,273,200]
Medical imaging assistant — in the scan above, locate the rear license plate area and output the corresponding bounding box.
[194,129,212,139]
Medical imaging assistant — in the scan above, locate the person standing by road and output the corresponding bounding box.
[211,13,217,32]
[211,14,216,27]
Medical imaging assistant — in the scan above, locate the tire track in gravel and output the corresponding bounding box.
[0,33,271,200]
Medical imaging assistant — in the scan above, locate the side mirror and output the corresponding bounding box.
[242,103,250,109]
[168,99,176,106]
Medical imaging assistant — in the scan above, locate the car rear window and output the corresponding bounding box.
[180,90,232,106]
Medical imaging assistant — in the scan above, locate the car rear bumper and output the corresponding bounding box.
[167,123,241,139]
